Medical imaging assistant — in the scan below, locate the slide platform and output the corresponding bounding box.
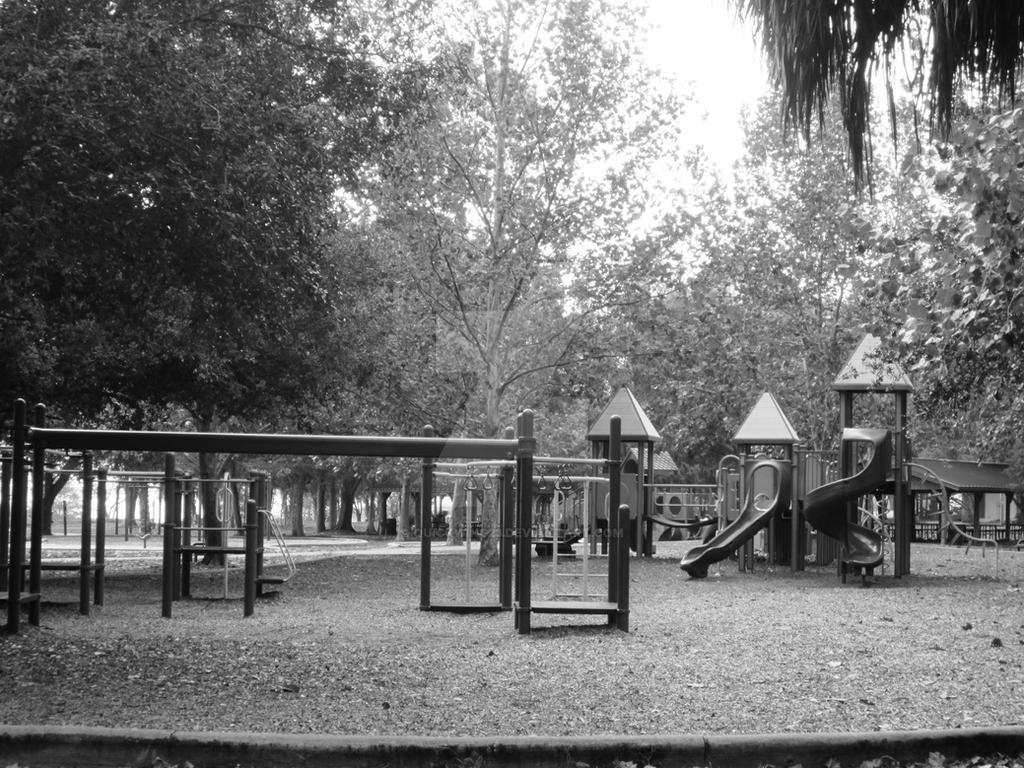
[680,459,792,579]
[802,428,891,577]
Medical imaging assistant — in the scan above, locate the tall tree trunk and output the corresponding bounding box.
[477,487,501,566]
[365,491,377,536]
[289,471,306,537]
[476,5,512,567]
[397,479,412,541]
[42,470,71,536]
[125,485,138,533]
[447,478,466,545]
[222,457,242,529]
[328,476,339,530]
[197,413,223,565]
[338,474,362,533]
[138,487,149,533]
[315,472,327,533]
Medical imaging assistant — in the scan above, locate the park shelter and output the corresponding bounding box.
[832,334,914,576]
[624,449,679,481]
[909,458,1021,541]
[587,387,661,556]
[731,391,800,568]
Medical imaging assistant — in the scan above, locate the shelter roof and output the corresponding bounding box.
[625,448,680,477]
[587,387,661,442]
[732,392,800,445]
[910,458,1018,494]
[833,334,914,392]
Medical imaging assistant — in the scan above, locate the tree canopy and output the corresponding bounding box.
[735,0,1024,186]
[9,0,1024,526]
[0,0,418,425]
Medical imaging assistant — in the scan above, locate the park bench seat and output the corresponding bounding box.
[0,592,41,605]
[20,563,104,572]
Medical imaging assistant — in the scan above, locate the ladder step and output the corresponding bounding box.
[530,599,619,615]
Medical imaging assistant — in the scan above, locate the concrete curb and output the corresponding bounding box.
[1,724,1023,767]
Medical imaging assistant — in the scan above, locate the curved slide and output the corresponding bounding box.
[802,428,891,575]
[680,459,792,578]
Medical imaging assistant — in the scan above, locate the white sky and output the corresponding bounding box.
[644,0,770,168]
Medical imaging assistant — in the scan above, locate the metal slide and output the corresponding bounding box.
[802,428,891,575]
[680,459,792,578]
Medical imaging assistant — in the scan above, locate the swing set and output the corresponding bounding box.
[418,414,631,633]
[4,401,632,636]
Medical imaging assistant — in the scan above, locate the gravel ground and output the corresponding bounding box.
[2,539,1023,738]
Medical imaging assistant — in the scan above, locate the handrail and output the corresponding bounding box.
[260,511,296,583]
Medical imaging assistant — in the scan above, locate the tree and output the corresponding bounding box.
[734,0,1024,186]
[0,0,428,551]
[0,0,421,423]
[864,107,1024,472]
[723,2,1024,477]
[620,93,907,477]
[365,0,691,563]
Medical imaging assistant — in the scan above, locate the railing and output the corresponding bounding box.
[895,522,1024,544]
[648,484,717,524]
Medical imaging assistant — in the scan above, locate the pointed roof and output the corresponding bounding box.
[586,387,661,442]
[732,391,801,445]
[833,334,914,392]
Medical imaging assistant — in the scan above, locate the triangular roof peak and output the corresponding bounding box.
[586,387,661,442]
[733,391,800,445]
[833,334,914,392]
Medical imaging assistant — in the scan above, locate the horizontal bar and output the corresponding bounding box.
[438,460,513,468]
[533,456,608,467]
[29,428,517,461]
[434,472,608,485]
[456,456,611,468]
[644,483,717,490]
[535,475,609,485]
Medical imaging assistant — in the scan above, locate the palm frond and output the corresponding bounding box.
[930,0,1024,134]
[733,0,1024,187]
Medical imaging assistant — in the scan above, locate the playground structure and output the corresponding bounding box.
[424,457,616,611]
[161,464,295,614]
[645,482,717,540]
[514,411,629,633]
[586,388,657,558]
[802,428,891,583]
[539,473,609,600]
[421,435,516,614]
[0,426,294,622]
[673,335,1022,582]
[669,338,912,582]
[0,444,108,616]
[420,414,631,632]
[2,400,632,636]
[679,458,792,578]
[6,334,1023,633]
